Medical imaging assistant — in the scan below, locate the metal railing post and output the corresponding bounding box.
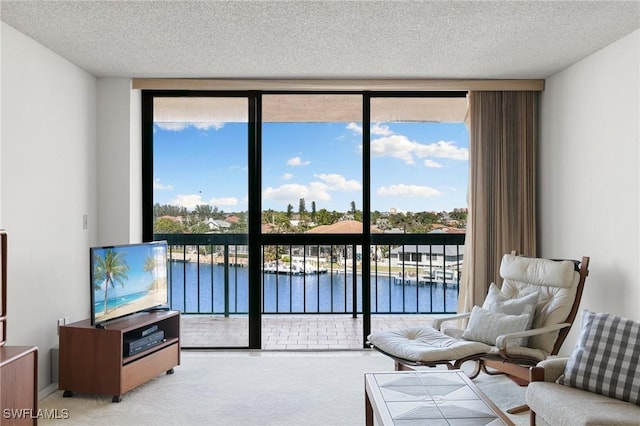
[351,244,358,318]
[224,244,230,317]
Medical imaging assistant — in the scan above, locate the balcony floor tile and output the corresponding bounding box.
[181,314,438,349]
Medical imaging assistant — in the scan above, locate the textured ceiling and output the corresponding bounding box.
[1,1,639,79]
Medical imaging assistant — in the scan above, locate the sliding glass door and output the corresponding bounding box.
[145,95,251,348]
[142,91,468,349]
[368,96,468,327]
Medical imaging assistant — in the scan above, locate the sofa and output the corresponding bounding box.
[526,309,640,425]
[527,357,640,425]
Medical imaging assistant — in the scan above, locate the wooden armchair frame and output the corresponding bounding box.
[479,254,590,413]
[479,256,589,377]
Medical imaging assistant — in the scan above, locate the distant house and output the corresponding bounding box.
[300,221,381,260]
[428,225,466,234]
[261,223,276,234]
[375,218,391,230]
[206,218,232,231]
[384,228,406,234]
[306,220,362,234]
[225,215,240,223]
[159,215,183,224]
[389,245,464,269]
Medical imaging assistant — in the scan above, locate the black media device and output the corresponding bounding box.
[139,325,159,337]
[123,329,165,356]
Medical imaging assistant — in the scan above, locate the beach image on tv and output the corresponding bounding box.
[92,242,168,324]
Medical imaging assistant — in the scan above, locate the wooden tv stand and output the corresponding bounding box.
[59,310,180,402]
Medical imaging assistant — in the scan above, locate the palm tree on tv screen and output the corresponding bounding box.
[93,249,130,314]
[143,255,157,290]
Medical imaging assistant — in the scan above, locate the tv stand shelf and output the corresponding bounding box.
[59,310,180,402]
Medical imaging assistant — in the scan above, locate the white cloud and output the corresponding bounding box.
[371,135,418,164]
[169,194,204,210]
[287,156,310,166]
[371,135,468,165]
[377,184,442,198]
[155,122,225,131]
[154,178,174,190]
[262,183,331,203]
[262,173,359,207]
[314,173,361,191]
[371,123,393,136]
[169,194,237,210]
[209,197,238,207]
[424,159,443,168]
[346,122,393,136]
[282,173,293,180]
[346,122,362,134]
[263,184,307,201]
[414,140,468,160]
[193,122,225,130]
[156,122,188,131]
[307,182,332,200]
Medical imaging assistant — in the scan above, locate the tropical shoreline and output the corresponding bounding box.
[96,290,168,323]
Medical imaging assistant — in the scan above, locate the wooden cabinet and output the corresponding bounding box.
[1,230,7,346]
[59,310,180,402]
[0,346,38,425]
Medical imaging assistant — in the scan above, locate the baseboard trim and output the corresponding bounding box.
[39,382,58,400]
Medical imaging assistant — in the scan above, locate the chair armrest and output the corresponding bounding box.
[534,357,569,382]
[432,313,470,331]
[495,322,570,350]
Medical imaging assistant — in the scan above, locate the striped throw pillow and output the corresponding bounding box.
[558,310,640,405]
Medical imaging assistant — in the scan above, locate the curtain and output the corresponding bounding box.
[458,91,538,313]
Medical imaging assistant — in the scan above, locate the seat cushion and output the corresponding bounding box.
[368,327,491,363]
[527,381,640,426]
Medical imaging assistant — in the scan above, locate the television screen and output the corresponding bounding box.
[90,241,169,326]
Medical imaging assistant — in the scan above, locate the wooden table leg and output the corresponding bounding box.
[365,390,373,426]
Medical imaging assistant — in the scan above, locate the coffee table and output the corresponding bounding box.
[365,370,515,425]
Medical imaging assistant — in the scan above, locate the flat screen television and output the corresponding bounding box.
[90,241,169,326]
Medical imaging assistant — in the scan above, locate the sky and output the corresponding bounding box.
[153,120,469,214]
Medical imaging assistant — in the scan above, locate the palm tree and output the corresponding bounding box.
[143,255,157,290]
[93,249,130,314]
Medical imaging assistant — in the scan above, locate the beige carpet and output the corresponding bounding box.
[40,350,528,425]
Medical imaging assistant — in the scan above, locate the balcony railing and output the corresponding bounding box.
[155,233,465,316]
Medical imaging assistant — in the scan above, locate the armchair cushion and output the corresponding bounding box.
[557,310,640,405]
[499,254,579,353]
[482,283,538,345]
[461,306,530,346]
[535,357,569,382]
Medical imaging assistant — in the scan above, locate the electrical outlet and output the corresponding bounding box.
[57,318,65,335]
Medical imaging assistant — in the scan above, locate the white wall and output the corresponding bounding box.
[129,90,142,242]
[1,23,98,392]
[96,79,141,245]
[539,30,640,353]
